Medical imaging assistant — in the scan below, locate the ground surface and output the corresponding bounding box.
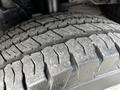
[104,84,120,90]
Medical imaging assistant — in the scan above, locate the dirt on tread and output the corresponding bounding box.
[1,12,120,90]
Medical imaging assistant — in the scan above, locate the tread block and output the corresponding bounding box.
[114,33,120,38]
[76,37,97,59]
[97,18,105,23]
[22,54,47,90]
[2,45,21,61]
[67,18,77,25]
[21,56,34,89]
[66,39,85,70]
[107,24,120,31]
[42,47,58,65]
[4,64,14,90]
[8,28,23,37]
[16,38,40,54]
[27,28,38,37]
[58,20,68,28]
[53,43,70,63]
[33,31,61,45]
[30,52,48,90]
[53,44,73,89]
[0,70,4,90]
[0,39,12,51]
[74,23,101,32]
[108,33,120,68]
[36,17,57,25]
[27,26,47,37]
[0,55,5,67]
[84,18,94,23]
[98,34,116,50]
[66,38,99,82]
[76,18,86,24]
[54,25,84,38]
[91,17,102,22]
[92,17,98,23]
[12,32,29,44]
[0,35,9,43]
[42,46,72,90]
[45,23,57,30]
[92,23,115,32]
[36,26,47,34]
[20,22,40,31]
[12,61,24,90]
[31,52,44,68]
[45,21,63,30]
[90,34,119,75]
[76,37,100,78]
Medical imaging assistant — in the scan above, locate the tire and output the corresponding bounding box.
[100,4,120,23]
[1,12,120,90]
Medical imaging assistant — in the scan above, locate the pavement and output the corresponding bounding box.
[104,84,120,90]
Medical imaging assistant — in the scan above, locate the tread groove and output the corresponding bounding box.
[11,67,15,84]
[13,43,23,54]
[30,59,36,75]
[41,52,50,80]
[30,37,42,46]
[52,30,64,38]
[72,25,86,32]
[64,43,78,71]
[91,23,105,32]
[92,43,103,64]
[20,61,28,90]
[90,44,103,75]
[18,27,27,32]
[3,70,6,90]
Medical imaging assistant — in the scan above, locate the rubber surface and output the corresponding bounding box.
[1,12,120,90]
